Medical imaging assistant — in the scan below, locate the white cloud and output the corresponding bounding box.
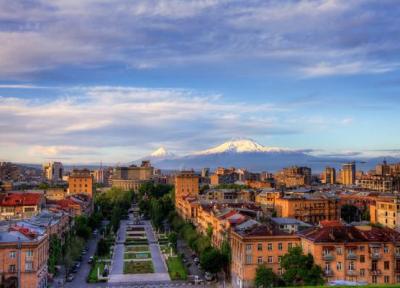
[0,86,299,162]
[0,0,398,77]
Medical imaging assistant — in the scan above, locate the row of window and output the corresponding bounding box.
[246,255,282,265]
[9,262,33,272]
[325,260,392,271]
[246,242,294,252]
[9,250,33,258]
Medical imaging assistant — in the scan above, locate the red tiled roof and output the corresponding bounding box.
[0,193,42,207]
[9,225,38,239]
[298,225,400,243]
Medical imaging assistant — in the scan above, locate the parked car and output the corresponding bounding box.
[81,249,87,255]
[193,257,200,264]
[74,262,81,269]
[205,272,215,281]
[88,256,94,264]
[66,274,74,282]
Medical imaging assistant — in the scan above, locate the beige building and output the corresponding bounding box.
[341,162,356,186]
[370,198,400,229]
[42,162,63,182]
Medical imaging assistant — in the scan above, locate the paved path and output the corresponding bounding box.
[111,220,128,275]
[109,217,170,283]
[144,220,168,274]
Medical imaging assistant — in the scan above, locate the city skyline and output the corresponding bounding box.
[1,1,400,163]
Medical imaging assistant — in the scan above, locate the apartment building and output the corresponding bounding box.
[275,166,312,188]
[370,198,400,229]
[273,195,340,224]
[112,161,154,191]
[340,162,356,186]
[322,167,336,184]
[68,169,93,197]
[0,193,44,220]
[356,175,400,192]
[230,222,300,288]
[299,221,400,285]
[42,162,63,182]
[0,226,48,288]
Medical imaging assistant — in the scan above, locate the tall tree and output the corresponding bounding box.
[280,246,324,286]
[254,265,279,288]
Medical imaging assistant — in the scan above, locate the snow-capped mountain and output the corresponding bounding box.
[192,138,289,155]
[134,139,393,172]
[149,147,174,158]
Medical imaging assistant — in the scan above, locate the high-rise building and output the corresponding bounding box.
[376,160,390,176]
[322,166,336,184]
[201,168,210,178]
[341,162,356,186]
[42,162,63,182]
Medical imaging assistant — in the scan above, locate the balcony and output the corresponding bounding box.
[324,270,334,277]
[322,254,334,261]
[346,253,357,260]
[370,253,381,260]
[370,269,382,275]
[346,270,357,276]
[395,253,400,259]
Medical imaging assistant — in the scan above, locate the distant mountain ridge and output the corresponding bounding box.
[135,139,399,172]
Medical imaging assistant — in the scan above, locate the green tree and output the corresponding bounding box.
[200,247,223,274]
[341,204,361,223]
[75,215,92,240]
[254,265,279,288]
[168,231,178,250]
[97,238,110,256]
[48,236,62,274]
[280,246,324,286]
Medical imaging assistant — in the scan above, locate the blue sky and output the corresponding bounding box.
[0,0,400,163]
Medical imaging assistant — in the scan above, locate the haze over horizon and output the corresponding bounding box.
[1,0,400,163]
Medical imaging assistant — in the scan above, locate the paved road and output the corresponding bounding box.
[177,239,204,280]
[55,234,100,287]
[144,220,168,274]
[111,220,128,275]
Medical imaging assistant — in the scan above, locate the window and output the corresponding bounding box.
[26,250,33,257]
[360,255,365,263]
[245,255,252,264]
[336,247,342,255]
[385,261,390,270]
[336,262,342,271]
[246,244,252,252]
[359,246,365,251]
[325,262,330,271]
[9,265,16,272]
[278,243,282,250]
[257,257,263,264]
[372,276,377,284]
[397,275,400,283]
[384,246,389,253]
[268,256,273,263]
[278,256,282,263]
[268,243,272,251]
[9,251,16,258]
[257,243,262,251]
[25,262,33,271]
[385,276,390,283]
[360,268,365,276]
[348,261,355,271]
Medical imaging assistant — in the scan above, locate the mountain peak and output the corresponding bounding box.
[150,147,171,157]
[193,138,289,155]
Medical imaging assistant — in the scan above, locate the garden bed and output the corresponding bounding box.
[123,260,154,274]
[125,245,149,252]
[124,252,151,259]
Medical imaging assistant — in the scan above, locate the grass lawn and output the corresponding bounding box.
[123,261,154,274]
[125,245,149,252]
[166,256,187,280]
[124,252,151,259]
[87,261,107,283]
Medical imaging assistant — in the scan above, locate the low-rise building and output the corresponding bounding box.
[0,225,48,288]
[298,221,400,285]
[230,222,300,288]
[0,193,44,220]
